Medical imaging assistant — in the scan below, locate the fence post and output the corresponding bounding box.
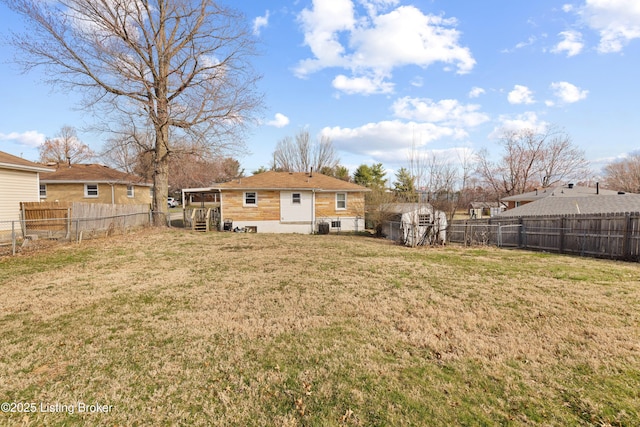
[622,213,631,260]
[518,217,524,248]
[11,221,16,256]
[559,217,565,254]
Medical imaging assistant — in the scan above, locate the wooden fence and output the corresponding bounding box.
[21,201,71,234]
[19,202,151,239]
[448,212,640,261]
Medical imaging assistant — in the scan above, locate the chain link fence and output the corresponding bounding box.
[0,208,154,256]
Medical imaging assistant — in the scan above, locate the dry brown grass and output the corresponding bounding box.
[1,228,639,426]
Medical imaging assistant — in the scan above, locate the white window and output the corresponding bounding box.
[336,193,346,210]
[292,193,301,204]
[418,214,431,226]
[39,184,47,198]
[244,191,257,206]
[331,220,341,228]
[127,185,134,198]
[85,184,99,198]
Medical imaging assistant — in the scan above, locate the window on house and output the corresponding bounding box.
[39,184,47,198]
[85,184,99,198]
[336,193,346,210]
[292,193,301,204]
[244,192,257,206]
[418,214,431,226]
[331,220,341,228]
[127,185,134,198]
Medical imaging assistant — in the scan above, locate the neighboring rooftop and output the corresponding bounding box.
[0,151,53,173]
[497,193,640,217]
[215,171,369,192]
[40,163,151,185]
[501,183,619,203]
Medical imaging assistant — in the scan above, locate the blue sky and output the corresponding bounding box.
[1,0,639,180]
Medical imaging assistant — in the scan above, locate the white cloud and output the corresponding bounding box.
[359,0,400,16]
[501,36,539,54]
[391,97,489,127]
[508,85,535,105]
[410,76,424,88]
[295,0,355,75]
[550,81,589,103]
[468,87,485,98]
[321,120,467,158]
[295,2,475,93]
[576,0,640,53]
[490,112,548,138]
[552,30,584,56]
[0,131,46,148]
[332,74,394,95]
[253,11,270,36]
[266,113,290,128]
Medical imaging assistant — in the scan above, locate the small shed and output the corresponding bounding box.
[381,203,447,246]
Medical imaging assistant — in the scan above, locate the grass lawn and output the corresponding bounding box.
[1,229,639,426]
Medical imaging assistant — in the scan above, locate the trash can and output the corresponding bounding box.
[223,219,233,231]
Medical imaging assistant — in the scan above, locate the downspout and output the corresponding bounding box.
[219,191,223,231]
[110,184,115,205]
[311,189,316,234]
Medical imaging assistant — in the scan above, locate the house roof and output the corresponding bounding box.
[497,193,640,217]
[0,151,54,173]
[40,163,152,186]
[501,184,619,202]
[215,171,370,192]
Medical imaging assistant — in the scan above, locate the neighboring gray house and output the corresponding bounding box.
[501,183,620,210]
[497,193,640,218]
[381,203,447,246]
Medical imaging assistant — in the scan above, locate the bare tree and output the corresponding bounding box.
[102,130,242,190]
[4,0,262,224]
[272,130,339,173]
[602,153,640,193]
[475,126,588,199]
[537,130,590,187]
[101,133,142,174]
[39,126,94,164]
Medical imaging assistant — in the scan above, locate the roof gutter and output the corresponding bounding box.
[0,162,55,173]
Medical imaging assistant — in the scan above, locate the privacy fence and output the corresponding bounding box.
[448,213,640,261]
[0,202,152,256]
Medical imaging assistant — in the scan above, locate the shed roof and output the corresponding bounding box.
[215,171,369,192]
[497,193,640,217]
[40,163,151,186]
[0,151,54,173]
[380,202,435,214]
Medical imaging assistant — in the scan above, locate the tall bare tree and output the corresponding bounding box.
[39,125,94,164]
[272,130,339,173]
[475,126,589,199]
[537,131,590,187]
[602,153,640,193]
[4,0,262,223]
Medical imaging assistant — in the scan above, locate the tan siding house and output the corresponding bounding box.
[185,171,369,233]
[0,151,53,224]
[40,164,152,205]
